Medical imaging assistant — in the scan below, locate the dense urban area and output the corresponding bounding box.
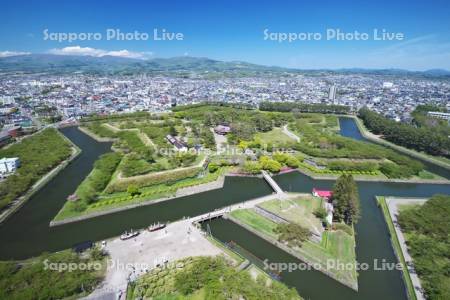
[1,72,449,128]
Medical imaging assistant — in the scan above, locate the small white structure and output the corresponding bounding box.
[324,202,334,225]
[0,157,20,177]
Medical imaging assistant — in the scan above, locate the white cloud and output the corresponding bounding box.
[0,51,31,58]
[359,34,450,70]
[48,46,153,60]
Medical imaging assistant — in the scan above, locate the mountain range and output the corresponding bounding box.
[1,54,449,78]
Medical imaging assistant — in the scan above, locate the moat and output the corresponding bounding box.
[0,118,449,300]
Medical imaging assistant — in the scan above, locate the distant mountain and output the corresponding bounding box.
[0,54,143,73]
[0,54,449,78]
[422,69,450,76]
[0,54,289,75]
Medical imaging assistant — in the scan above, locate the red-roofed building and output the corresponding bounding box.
[312,188,333,200]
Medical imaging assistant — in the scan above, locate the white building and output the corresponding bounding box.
[328,85,337,102]
[427,111,450,121]
[382,82,394,89]
[0,157,20,177]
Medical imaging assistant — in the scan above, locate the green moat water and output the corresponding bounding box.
[0,119,448,300]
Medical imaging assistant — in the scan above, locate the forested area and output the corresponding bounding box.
[0,128,72,210]
[131,256,301,299]
[0,249,106,299]
[358,107,450,157]
[72,152,123,210]
[174,103,293,143]
[398,194,450,299]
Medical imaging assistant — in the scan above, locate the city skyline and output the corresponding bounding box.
[1,0,450,70]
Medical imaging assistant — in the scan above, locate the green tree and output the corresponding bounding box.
[243,161,262,174]
[259,156,282,173]
[208,162,219,173]
[127,184,141,196]
[332,174,360,224]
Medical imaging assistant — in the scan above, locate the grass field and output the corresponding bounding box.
[230,203,358,288]
[258,196,324,236]
[254,128,295,144]
[229,209,279,238]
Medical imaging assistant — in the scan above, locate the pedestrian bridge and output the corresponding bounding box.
[261,170,285,196]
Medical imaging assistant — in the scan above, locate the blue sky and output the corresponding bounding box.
[1,0,450,70]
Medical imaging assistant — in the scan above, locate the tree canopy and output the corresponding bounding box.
[398,194,450,299]
[359,107,450,157]
[332,174,360,225]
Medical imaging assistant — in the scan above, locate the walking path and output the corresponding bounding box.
[211,127,228,151]
[192,193,282,223]
[261,170,286,197]
[385,197,427,300]
[282,124,300,142]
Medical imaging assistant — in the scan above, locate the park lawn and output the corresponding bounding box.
[230,202,357,288]
[230,209,278,238]
[258,196,324,235]
[287,229,357,285]
[298,230,357,285]
[254,128,295,144]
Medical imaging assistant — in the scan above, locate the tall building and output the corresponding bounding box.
[328,85,337,103]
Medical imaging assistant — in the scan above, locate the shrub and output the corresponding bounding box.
[313,207,328,219]
[242,161,262,174]
[333,223,354,236]
[208,163,219,173]
[127,184,141,196]
[259,156,282,173]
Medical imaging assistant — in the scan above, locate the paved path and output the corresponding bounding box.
[282,124,300,142]
[192,193,281,223]
[386,197,427,300]
[261,170,286,197]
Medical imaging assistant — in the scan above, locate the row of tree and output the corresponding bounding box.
[259,101,351,114]
[358,107,450,157]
